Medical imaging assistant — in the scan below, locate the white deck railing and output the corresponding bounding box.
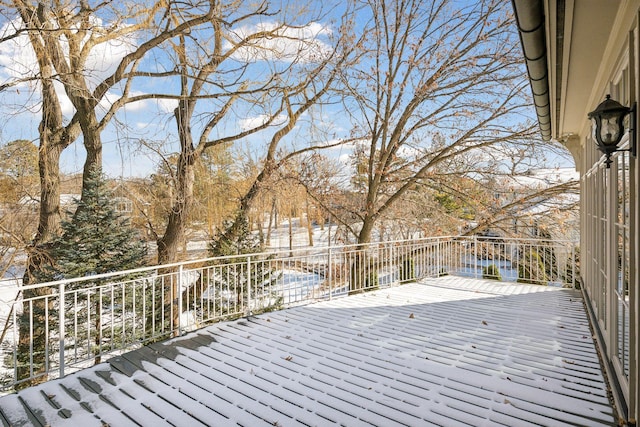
[0,235,577,391]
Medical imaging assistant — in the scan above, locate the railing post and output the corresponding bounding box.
[328,247,333,300]
[436,239,441,277]
[59,282,65,379]
[177,265,183,335]
[473,235,478,279]
[390,243,395,286]
[247,256,252,315]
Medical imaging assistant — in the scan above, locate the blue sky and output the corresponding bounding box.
[0,3,352,178]
[0,1,575,179]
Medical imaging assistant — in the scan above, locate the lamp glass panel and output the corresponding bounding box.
[600,116,621,145]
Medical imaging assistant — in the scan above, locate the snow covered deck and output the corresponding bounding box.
[0,276,616,426]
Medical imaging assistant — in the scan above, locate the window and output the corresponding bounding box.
[114,197,133,214]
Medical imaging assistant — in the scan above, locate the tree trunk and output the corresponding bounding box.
[156,104,197,334]
[157,151,195,265]
[77,106,103,199]
[265,197,276,246]
[358,215,376,245]
[34,141,63,244]
[18,75,67,387]
[306,198,314,247]
[348,215,379,294]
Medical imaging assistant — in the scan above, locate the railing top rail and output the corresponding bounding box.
[458,235,578,245]
[15,235,578,291]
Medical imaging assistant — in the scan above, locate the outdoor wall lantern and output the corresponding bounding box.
[588,94,637,168]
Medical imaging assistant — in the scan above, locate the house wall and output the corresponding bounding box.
[578,14,639,424]
[513,0,640,421]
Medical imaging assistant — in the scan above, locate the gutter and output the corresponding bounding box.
[511,0,552,141]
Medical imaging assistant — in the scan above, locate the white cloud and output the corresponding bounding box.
[226,21,333,63]
[120,91,154,113]
[136,121,155,130]
[338,152,351,164]
[83,22,136,88]
[156,98,178,113]
[0,22,38,90]
[0,17,137,112]
[239,113,287,131]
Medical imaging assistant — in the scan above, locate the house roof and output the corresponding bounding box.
[18,193,80,207]
[512,0,627,167]
[0,277,616,426]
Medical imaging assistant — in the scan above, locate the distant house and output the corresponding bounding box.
[18,193,80,215]
[113,196,133,214]
[111,182,152,239]
[16,186,152,240]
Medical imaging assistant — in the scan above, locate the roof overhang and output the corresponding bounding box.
[513,0,625,150]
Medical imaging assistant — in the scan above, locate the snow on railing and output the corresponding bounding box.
[0,235,577,391]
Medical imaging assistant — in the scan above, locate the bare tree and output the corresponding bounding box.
[1,0,220,265]
[1,5,81,384]
[10,1,220,192]
[2,0,219,385]
[332,0,542,244]
[149,1,358,263]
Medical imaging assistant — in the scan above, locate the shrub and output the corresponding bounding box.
[349,253,379,294]
[518,249,548,285]
[482,264,502,281]
[399,258,415,283]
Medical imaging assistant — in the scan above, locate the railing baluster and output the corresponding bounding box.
[178,265,183,336]
[474,235,478,279]
[11,306,17,383]
[59,283,65,379]
[43,295,50,376]
[328,247,333,300]
[436,240,440,277]
[247,256,252,316]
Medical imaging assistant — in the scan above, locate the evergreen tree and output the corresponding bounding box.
[208,215,282,315]
[44,168,147,281]
[210,214,261,258]
[26,167,148,371]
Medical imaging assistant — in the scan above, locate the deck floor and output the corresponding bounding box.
[0,277,617,426]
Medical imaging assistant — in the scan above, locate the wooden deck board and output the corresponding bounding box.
[0,277,618,426]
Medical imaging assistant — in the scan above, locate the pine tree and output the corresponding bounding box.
[25,167,148,371]
[210,213,261,258]
[45,168,147,281]
[209,215,282,315]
